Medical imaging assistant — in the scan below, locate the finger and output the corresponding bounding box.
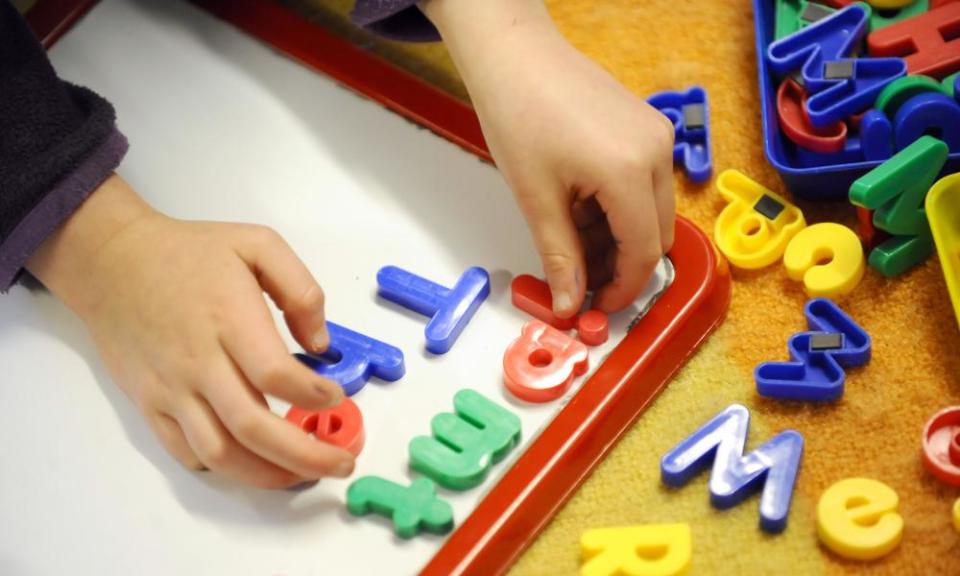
[652,158,676,253]
[218,272,343,411]
[203,358,356,480]
[572,196,605,228]
[586,247,616,291]
[578,219,616,259]
[176,396,304,489]
[578,219,615,291]
[233,225,329,353]
[519,186,586,318]
[650,104,677,252]
[147,411,205,471]
[593,175,663,312]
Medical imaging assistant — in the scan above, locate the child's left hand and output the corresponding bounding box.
[422,0,676,318]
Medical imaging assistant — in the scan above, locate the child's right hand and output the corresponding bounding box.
[421,0,676,318]
[27,175,354,488]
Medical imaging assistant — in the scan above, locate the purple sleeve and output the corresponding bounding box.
[350,0,440,42]
[0,1,128,291]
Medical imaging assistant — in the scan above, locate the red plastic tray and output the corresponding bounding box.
[31,1,731,573]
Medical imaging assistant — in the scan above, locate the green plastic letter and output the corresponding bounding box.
[409,389,522,490]
[346,476,454,538]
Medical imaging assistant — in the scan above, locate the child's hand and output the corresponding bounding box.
[422,0,676,317]
[28,176,353,488]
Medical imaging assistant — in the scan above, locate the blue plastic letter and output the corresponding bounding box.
[861,110,895,162]
[767,4,906,126]
[893,92,960,152]
[793,109,894,167]
[755,298,870,402]
[376,266,490,354]
[295,321,405,396]
[647,86,712,183]
[661,404,804,533]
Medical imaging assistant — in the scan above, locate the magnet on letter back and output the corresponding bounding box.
[714,169,806,269]
[647,86,712,183]
[756,298,871,401]
[777,78,848,154]
[775,0,836,41]
[767,4,906,126]
[504,320,589,403]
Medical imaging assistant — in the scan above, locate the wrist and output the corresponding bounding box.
[419,0,553,32]
[419,0,562,94]
[26,174,158,318]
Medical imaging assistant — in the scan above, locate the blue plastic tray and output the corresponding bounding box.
[752,0,960,199]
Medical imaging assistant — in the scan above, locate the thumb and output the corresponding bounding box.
[521,190,585,318]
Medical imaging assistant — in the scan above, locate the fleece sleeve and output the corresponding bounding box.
[0,0,128,290]
[350,0,440,42]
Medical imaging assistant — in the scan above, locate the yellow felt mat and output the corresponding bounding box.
[286,1,960,573]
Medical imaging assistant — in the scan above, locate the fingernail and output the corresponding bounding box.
[312,328,329,353]
[286,479,320,492]
[313,383,330,401]
[554,290,574,314]
[314,382,343,405]
[333,460,354,478]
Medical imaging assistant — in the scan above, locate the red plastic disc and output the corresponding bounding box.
[921,406,960,487]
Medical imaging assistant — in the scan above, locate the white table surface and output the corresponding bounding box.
[0,1,672,574]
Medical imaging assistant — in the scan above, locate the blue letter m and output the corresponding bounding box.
[660,404,804,533]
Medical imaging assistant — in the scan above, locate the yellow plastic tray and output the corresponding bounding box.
[926,173,960,330]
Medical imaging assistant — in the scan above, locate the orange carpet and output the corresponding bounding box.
[286,1,960,573]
